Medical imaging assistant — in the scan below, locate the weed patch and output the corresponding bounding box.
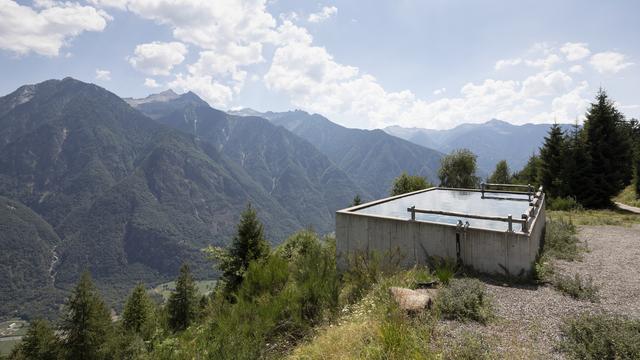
[437,278,493,324]
[559,313,640,359]
[553,274,599,302]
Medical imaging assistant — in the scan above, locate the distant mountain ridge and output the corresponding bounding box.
[128,92,365,236]
[384,120,574,173]
[229,109,444,199]
[0,78,362,319]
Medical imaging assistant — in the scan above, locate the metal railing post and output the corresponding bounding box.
[507,214,513,232]
[481,182,485,198]
[521,214,529,233]
[408,206,416,221]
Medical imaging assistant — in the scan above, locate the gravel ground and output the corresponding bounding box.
[435,224,640,359]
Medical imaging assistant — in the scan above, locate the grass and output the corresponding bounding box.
[151,280,216,301]
[543,218,584,261]
[548,208,640,226]
[559,313,640,359]
[553,274,599,302]
[444,331,492,360]
[614,184,640,208]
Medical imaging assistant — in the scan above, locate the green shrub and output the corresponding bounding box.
[200,231,340,359]
[553,274,599,302]
[341,249,401,305]
[559,313,640,359]
[544,218,584,261]
[437,278,493,324]
[547,197,583,211]
[431,257,457,285]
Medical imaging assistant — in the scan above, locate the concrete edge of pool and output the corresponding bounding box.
[336,185,546,277]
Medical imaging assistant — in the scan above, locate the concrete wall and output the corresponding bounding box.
[336,195,545,277]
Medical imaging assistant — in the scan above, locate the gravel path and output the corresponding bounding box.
[436,224,640,359]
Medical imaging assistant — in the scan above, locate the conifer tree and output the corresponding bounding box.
[562,123,592,204]
[167,263,198,332]
[488,160,511,184]
[122,283,154,340]
[11,319,61,360]
[636,159,640,199]
[61,271,112,360]
[582,89,633,207]
[351,194,362,206]
[538,123,566,198]
[212,204,270,294]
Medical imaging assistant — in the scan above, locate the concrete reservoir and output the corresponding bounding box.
[336,185,545,277]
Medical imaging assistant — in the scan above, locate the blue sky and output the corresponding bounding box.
[1,0,639,129]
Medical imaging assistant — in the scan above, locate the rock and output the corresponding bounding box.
[389,287,436,312]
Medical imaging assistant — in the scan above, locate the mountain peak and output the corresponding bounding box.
[485,118,510,126]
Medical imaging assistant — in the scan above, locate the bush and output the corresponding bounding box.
[431,257,458,285]
[340,249,401,305]
[437,278,493,324]
[544,218,584,261]
[559,313,640,359]
[553,274,599,302]
[200,231,340,359]
[547,197,583,211]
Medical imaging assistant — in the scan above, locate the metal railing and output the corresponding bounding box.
[406,185,544,233]
[407,206,529,232]
[481,182,535,201]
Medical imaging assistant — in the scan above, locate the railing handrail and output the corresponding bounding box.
[407,206,530,233]
[483,183,532,189]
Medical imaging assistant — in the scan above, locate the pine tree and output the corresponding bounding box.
[61,271,112,360]
[122,283,155,340]
[167,263,198,332]
[538,123,566,198]
[582,89,633,207]
[11,319,61,360]
[488,160,511,184]
[213,204,271,294]
[351,194,362,206]
[562,123,592,204]
[636,158,640,199]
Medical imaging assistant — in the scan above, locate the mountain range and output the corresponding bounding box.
[0,78,562,321]
[384,120,571,174]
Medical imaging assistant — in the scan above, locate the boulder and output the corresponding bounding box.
[389,287,437,312]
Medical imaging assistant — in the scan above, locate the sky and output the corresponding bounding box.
[1,0,639,130]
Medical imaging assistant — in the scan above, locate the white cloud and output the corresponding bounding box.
[0,0,110,56]
[128,41,187,76]
[590,52,633,74]
[168,73,232,108]
[433,88,446,95]
[521,70,572,97]
[144,78,161,88]
[525,54,562,70]
[531,81,590,123]
[569,64,583,74]
[95,69,111,80]
[87,0,128,10]
[495,58,522,70]
[308,6,337,23]
[560,42,590,61]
